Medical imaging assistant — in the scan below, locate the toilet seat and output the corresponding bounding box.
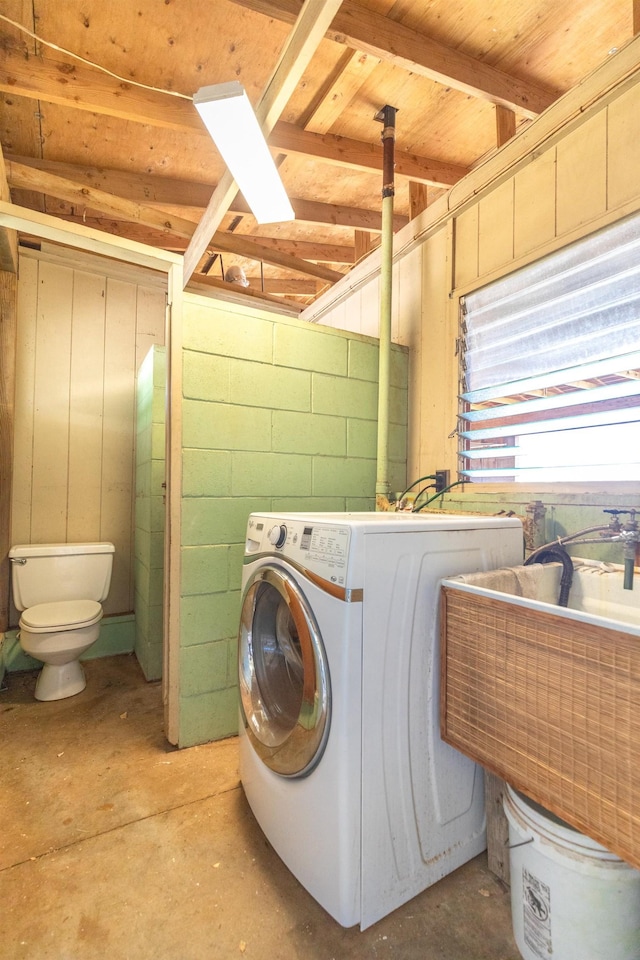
[19,599,103,633]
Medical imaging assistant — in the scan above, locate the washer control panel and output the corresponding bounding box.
[245,514,351,585]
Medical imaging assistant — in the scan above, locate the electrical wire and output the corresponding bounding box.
[0,13,192,101]
[396,475,437,503]
[412,479,465,512]
[412,484,436,506]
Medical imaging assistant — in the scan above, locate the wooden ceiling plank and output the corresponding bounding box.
[0,149,18,272]
[183,0,346,284]
[6,161,341,282]
[230,0,559,117]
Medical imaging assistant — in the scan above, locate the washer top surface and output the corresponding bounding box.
[249,510,522,533]
[244,511,523,589]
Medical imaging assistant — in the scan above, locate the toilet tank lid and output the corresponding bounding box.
[9,542,115,558]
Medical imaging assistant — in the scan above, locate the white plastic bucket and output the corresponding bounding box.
[503,785,640,960]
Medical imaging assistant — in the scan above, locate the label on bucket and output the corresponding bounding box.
[522,867,551,958]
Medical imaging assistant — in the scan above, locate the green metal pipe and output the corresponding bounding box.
[375,105,397,509]
[376,193,394,506]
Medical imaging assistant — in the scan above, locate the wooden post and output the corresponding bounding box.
[354,230,372,262]
[485,772,511,885]
[496,105,516,147]
[409,181,429,220]
[0,270,17,632]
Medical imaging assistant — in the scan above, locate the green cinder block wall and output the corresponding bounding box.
[178,294,409,747]
[134,345,166,681]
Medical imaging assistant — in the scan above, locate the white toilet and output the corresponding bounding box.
[9,542,115,701]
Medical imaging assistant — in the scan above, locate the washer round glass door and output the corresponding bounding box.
[239,564,330,777]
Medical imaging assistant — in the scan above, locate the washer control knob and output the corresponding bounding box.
[268,524,287,549]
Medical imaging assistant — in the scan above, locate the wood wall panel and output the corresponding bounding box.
[0,270,17,631]
[478,179,515,277]
[607,82,640,211]
[31,260,73,542]
[67,271,107,543]
[453,206,478,289]
[102,279,139,614]
[135,285,168,373]
[11,255,37,545]
[513,149,557,259]
[556,110,608,236]
[11,251,166,622]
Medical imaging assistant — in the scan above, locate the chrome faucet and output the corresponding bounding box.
[601,510,639,590]
[526,508,639,591]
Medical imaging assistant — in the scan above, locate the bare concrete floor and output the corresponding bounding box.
[1,655,520,960]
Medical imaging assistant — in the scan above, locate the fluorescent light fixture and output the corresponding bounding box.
[194,81,295,225]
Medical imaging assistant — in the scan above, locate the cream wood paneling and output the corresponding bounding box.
[31,260,73,542]
[11,255,37,545]
[556,110,608,237]
[514,149,557,259]
[135,285,168,372]
[453,206,479,290]
[11,250,166,621]
[67,271,106,544]
[102,279,139,614]
[607,82,640,211]
[478,178,515,277]
[359,277,382,338]
[302,65,640,503]
[414,225,457,481]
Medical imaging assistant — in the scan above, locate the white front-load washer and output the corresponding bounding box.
[238,511,523,929]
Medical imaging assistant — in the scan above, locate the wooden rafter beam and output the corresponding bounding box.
[0,47,465,188]
[189,273,304,310]
[8,156,406,233]
[300,48,380,133]
[203,228,343,282]
[270,121,467,186]
[0,149,17,272]
[243,235,354,263]
[47,216,355,263]
[229,0,559,117]
[5,160,344,283]
[183,0,347,283]
[193,274,318,296]
[231,193,407,232]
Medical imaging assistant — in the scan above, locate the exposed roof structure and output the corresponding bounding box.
[0,0,633,306]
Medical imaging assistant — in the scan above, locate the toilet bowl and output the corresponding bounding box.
[18,599,104,701]
[9,542,115,701]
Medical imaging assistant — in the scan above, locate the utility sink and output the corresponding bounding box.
[439,557,640,872]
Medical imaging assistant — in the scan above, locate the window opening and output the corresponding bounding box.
[458,212,640,482]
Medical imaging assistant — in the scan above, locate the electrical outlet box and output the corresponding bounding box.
[434,469,450,493]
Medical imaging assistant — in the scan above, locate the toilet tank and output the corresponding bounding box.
[9,542,115,610]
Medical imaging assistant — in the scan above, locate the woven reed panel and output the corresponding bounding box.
[440,585,640,870]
